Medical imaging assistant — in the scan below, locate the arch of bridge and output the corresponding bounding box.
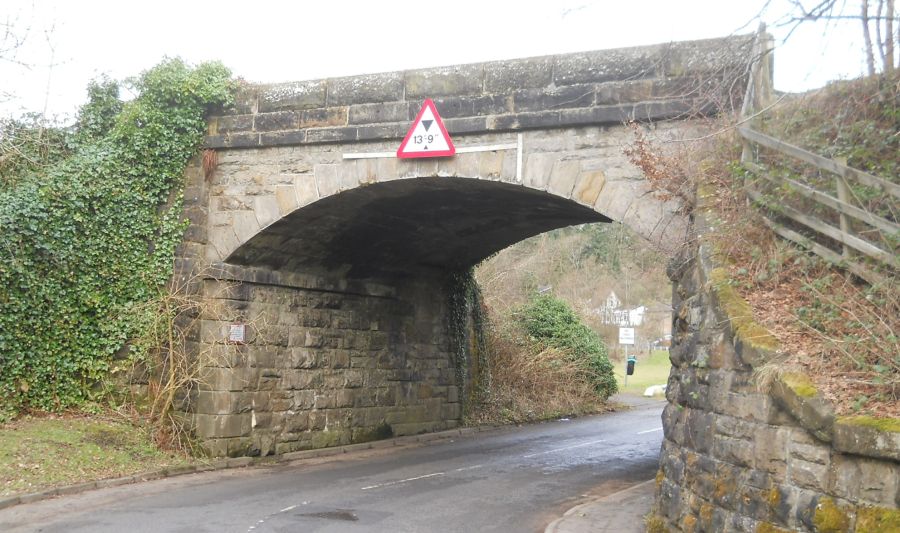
[197,34,756,278]
[209,129,688,280]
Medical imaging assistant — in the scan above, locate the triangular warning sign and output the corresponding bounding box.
[397,99,455,158]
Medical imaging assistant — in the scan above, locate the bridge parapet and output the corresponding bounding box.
[206,35,754,150]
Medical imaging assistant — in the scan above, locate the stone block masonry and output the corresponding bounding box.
[193,271,459,457]
[650,238,900,532]
[205,34,755,150]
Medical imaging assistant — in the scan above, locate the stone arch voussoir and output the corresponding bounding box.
[208,133,690,270]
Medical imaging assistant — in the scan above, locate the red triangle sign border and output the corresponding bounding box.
[396,98,456,159]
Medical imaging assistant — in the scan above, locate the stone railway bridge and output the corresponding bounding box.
[182,35,741,452]
[176,34,899,532]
